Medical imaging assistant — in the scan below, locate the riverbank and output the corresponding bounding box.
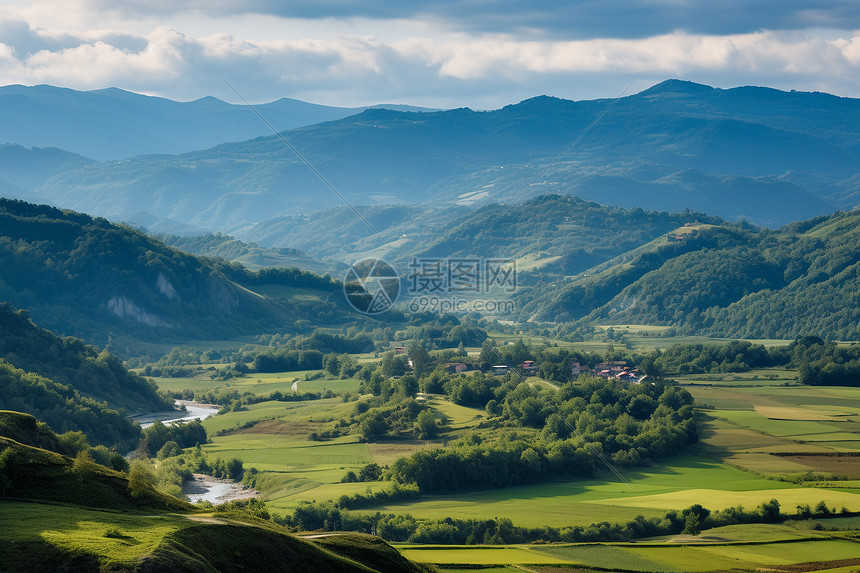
[183,473,260,504]
[129,400,220,428]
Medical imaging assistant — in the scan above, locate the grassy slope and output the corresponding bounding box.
[0,436,192,512]
[0,502,427,573]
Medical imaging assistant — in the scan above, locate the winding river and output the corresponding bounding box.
[129,400,220,428]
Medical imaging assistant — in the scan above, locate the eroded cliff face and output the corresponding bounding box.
[106,296,173,328]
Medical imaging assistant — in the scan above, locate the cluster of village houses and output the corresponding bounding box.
[393,347,645,382]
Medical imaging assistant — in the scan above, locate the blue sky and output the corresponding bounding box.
[1,1,859,108]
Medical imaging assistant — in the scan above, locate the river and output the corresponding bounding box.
[130,400,220,428]
[182,474,260,504]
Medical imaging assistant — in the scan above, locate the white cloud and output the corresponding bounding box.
[1,12,860,108]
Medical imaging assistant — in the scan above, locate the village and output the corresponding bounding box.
[392,346,646,383]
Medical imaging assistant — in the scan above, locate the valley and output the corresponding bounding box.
[2,79,860,572]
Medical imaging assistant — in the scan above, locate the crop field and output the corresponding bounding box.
[398,536,860,572]
[675,368,797,387]
[687,383,860,476]
[173,362,860,532]
[198,396,440,512]
[365,454,848,528]
[144,355,860,573]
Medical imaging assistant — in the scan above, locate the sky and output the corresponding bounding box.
[1,1,860,109]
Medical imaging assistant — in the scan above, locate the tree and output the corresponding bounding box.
[73,450,96,477]
[416,409,438,439]
[409,343,432,377]
[682,512,701,535]
[0,447,18,495]
[758,498,781,522]
[360,411,387,442]
[156,440,182,460]
[478,340,502,367]
[128,460,157,499]
[485,399,502,417]
[57,431,90,457]
[358,462,383,482]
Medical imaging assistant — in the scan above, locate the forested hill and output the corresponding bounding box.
[0,303,169,449]
[0,198,356,347]
[0,302,170,412]
[154,231,342,275]
[234,195,722,277]
[0,301,175,447]
[404,195,723,275]
[523,209,860,340]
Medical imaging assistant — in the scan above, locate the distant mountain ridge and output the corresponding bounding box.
[0,84,436,161]
[5,80,855,233]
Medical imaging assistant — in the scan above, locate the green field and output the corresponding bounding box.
[165,363,860,528]
[149,369,362,396]
[367,454,860,527]
[687,383,860,476]
[398,537,860,572]
[143,355,860,573]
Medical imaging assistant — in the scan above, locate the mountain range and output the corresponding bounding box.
[0,84,433,161]
[2,80,858,237]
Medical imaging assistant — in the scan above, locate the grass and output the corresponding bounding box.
[643,522,825,543]
[144,354,860,568]
[397,545,567,565]
[189,376,860,530]
[676,367,798,387]
[398,538,860,572]
[0,501,191,565]
[151,369,362,397]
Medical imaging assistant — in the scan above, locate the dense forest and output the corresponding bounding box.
[0,302,171,411]
[525,209,860,340]
[0,198,357,347]
[0,303,172,449]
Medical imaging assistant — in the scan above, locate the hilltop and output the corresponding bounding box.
[0,84,376,161]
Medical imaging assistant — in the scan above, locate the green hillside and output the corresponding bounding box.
[524,210,860,340]
[154,231,342,275]
[0,302,174,448]
[0,198,359,348]
[0,411,190,511]
[236,195,721,277]
[0,359,143,450]
[0,410,429,572]
[0,302,171,412]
